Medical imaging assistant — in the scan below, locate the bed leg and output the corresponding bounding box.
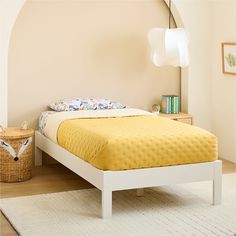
[213,160,222,205]
[102,190,112,219]
[35,146,43,166]
[137,188,144,197]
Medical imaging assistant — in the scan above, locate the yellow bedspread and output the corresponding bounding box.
[57,116,217,170]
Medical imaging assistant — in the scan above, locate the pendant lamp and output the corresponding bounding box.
[148,0,189,67]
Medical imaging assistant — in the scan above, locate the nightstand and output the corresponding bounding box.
[159,112,193,125]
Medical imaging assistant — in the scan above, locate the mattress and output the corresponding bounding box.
[40,109,217,171]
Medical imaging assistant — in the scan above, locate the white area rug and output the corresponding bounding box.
[1,174,236,236]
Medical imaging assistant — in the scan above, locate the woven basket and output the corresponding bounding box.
[0,128,34,183]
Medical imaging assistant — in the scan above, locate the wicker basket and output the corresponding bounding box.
[0,127,34,182]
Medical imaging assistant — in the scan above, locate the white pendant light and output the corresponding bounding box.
[148,0,189,67]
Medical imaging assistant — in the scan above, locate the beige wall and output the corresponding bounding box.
[8,0,180,129]
[211,0,236,163]
[173,0,212,131]
[174,0,236,163]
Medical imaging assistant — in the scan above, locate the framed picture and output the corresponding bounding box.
[221,42,236,75]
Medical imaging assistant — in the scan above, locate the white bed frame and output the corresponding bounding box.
[35,131,222,219]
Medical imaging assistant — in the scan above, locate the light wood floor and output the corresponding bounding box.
[1,159,235,236]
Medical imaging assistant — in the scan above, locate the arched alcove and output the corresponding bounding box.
[1,0,187,128]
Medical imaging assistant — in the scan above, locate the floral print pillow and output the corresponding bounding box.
[49,98,127,112]
[39,111,56,134]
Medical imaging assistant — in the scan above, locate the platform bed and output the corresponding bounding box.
[35,130,222,219]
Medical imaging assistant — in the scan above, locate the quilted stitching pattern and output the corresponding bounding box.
[57,116,217,170]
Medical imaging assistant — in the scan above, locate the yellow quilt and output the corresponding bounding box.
[57,116,217,170]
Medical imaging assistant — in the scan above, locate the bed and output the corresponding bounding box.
[35,108,222,218]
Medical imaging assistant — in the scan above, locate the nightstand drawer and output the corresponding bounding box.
[176,118,192,125]
[159,112,193,125]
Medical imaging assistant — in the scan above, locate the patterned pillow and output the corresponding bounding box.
[39,111,56,134]
[49,98,126,112]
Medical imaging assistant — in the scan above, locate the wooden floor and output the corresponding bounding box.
[1,159,235,236]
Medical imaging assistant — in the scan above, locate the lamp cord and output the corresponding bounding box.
[168,0,171,29]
